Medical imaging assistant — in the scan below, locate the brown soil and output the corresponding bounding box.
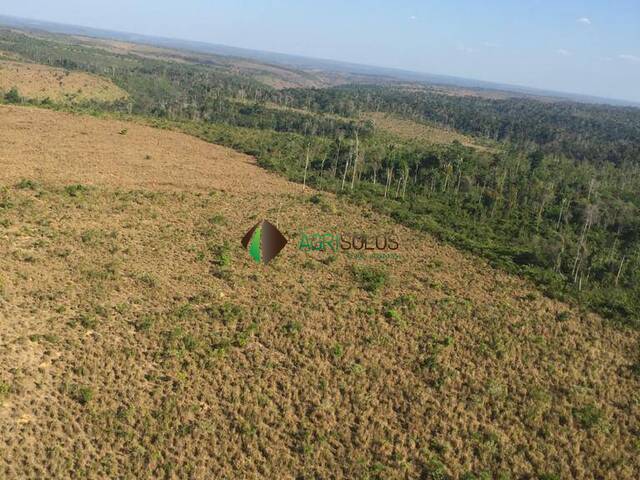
[0,105,638,479]
[0,61,127,103]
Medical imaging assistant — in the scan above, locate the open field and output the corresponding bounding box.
[0,60,127,103]
[0,106,287,193]
[1,106,639,479]
[364,111,494,151]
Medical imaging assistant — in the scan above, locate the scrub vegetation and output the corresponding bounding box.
[1,27,640,479]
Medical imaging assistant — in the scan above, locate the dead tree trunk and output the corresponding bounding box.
[384,168,392,199]
[350,133,359,191]
[556,198,567,230]
[572,208,594,283]
[303,144,311,191]
[395,175,402,198]
[332,139,342,178]
[319,151,328,178]
[341,148,351,191]
[402,167,409,199]
[615,256,626,286]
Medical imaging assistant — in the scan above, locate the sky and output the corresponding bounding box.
[2,0,639,102]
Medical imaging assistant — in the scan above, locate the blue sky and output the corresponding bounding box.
[2,0,639,102]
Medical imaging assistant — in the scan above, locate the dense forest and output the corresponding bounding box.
[268,86,640,165]
[2,29,640,326]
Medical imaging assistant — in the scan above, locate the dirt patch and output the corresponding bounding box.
[0,61,127,103]
[0,106,638,479]
[365,111,495,151]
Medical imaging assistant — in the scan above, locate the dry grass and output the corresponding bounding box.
[0,106,639,479]
[365,111,495,151]
[0,60,127,103]
[0,105,290,194]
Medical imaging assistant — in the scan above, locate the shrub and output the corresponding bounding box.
[573,404,603,429]
[331,343,344,358]
[138,273,158,288]
[213,241,232,267]
[15,179,38,190]
[0,382,11,398]
[78,313,97,329]
[385,308,402,322]
[65,184,88,197]
[218,302,243,325]
[4,87,21,104]
[72,385,94,405]
[208,214,226,225]
[309,194,322,204]
[283,321,302,336]
[352,265,389,293]
[421,454,449,480]
[135,315,154,332]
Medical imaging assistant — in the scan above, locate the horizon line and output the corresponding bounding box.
[1,12,639,108]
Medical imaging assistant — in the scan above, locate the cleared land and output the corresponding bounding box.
[0,60,127,102]
[365,111,494,151]
[0,106,639,479]
[67,36,336,89]
[0,105,288,194]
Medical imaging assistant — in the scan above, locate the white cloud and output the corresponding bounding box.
[457,43,475,54]
[556,49,571,56]
[577,17,591,25]
[482,41,500,48]
[409,15,417,21]
[619,54,640,63]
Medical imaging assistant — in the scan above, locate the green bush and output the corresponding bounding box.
[73,385,94,405]
[65,184,89,197]
[0,382,11,398]
[15,179,38,190]
[352,266,389,293]
[4,86,21,104]
[573,404,603,429]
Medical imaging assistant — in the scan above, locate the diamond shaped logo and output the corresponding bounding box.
[241,220,287,264]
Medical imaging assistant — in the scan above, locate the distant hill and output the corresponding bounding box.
[1,14,638,108]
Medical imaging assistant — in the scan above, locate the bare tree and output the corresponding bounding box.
[350,131,359,191]
[615,256,626,286]
[302,144,311,191]
[341,147,352,191]
[572,204,598,283]
[384,168,393,199]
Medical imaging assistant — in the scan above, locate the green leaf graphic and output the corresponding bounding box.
[249,226,262,263]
